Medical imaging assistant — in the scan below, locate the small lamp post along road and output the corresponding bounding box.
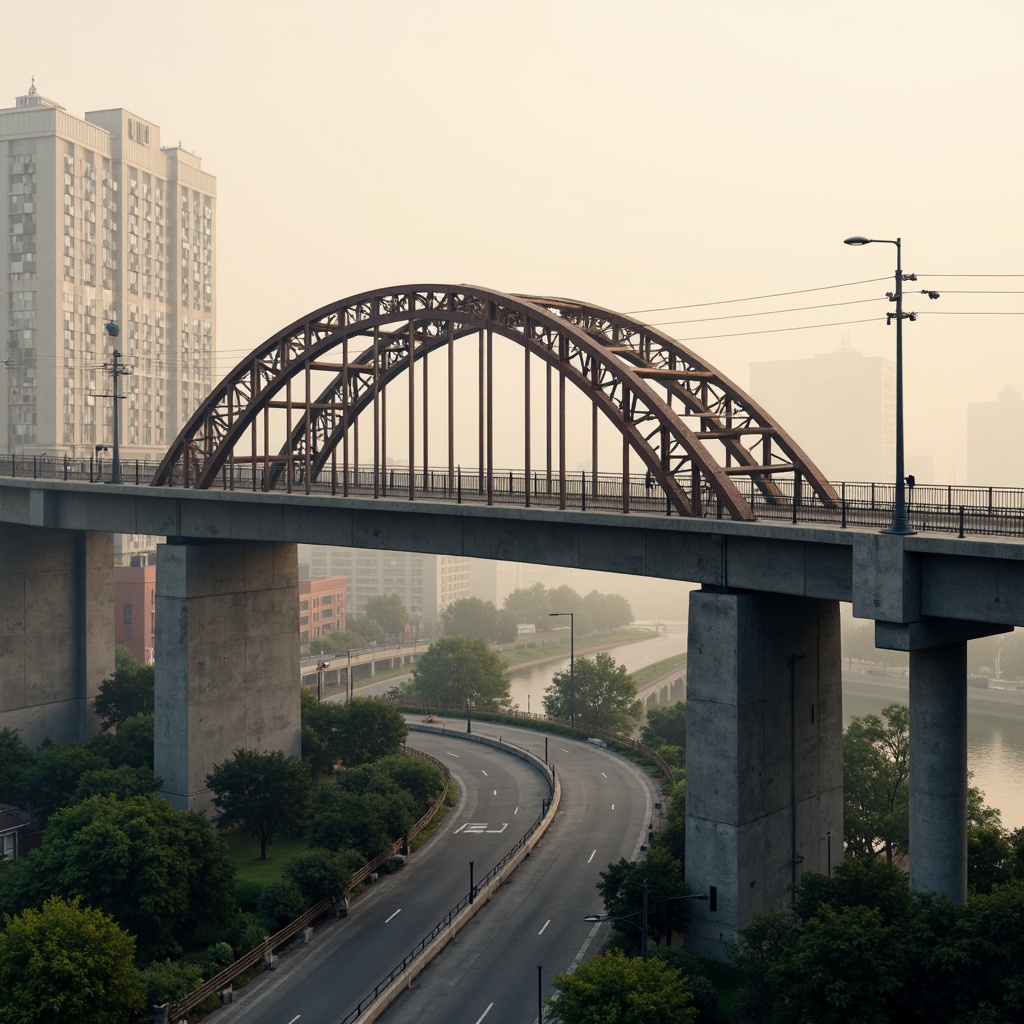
[466,692,475,734]
[842,235,937,536]
[584,881,708,961]
[316,660,330,702]
[548,611,574,731]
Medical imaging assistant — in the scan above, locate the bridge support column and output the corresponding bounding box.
[908,642,967,901]
[155,541,301,815]
[0,525,112,746]
[684,588,843,959]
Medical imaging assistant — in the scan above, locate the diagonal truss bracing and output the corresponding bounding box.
[151,285,838,520]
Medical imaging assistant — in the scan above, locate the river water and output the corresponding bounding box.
[509,627,1024,830]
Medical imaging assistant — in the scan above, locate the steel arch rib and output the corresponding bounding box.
[152,285,826,519]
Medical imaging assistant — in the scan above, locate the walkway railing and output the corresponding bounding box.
[2,454,1022,540]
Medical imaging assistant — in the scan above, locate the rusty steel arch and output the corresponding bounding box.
[151,284,838,520]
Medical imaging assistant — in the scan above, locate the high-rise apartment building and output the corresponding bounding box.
[749,346,896,483]
[0,82,216,459]
[299,546,471,627]
[967,385,1024,487]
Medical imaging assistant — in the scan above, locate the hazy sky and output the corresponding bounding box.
[5,0,1021,481]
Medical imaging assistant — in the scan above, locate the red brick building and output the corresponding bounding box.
[299,576,347,644]
[113,556,157,664]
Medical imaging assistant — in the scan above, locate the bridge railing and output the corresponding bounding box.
[1,454,1022,539]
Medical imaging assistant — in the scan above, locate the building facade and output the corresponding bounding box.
[0,82,216,460]
[749,346,896,484]
[113,556,157,663]
[299,546,471,627]
[967,384,1024,487]
[299,576,347,645]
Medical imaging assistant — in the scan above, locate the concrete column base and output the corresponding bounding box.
[0,525,112,746]
[684,588,843,959]
[154,541,301,815]
[909,642,968,901]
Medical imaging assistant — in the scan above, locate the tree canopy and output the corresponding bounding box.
[547,949,696,1024]
[641,701,687,767]
[301,691,408,777]
[363,593,408,637]
[0,896,146,1024]
[500,582,633,634]
[206,748,312,860]
[543,652,642,732]
[441,597,517,643]
[408,636,510,707]
[94,646,155,731]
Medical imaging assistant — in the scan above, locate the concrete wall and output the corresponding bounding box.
[0,524,112,746]
[685,588,843,958]
[154,541,301,815]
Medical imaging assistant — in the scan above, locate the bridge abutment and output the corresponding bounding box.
[0,524,112,746]
[684,587,843,958]
[154,540,301,815]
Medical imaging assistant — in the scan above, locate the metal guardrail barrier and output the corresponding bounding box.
[2,456,1023,539]
[166,747,450,1023]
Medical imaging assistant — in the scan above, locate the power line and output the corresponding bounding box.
[671,316,882,344]
[626,277,890,314]
[650,297,880,327]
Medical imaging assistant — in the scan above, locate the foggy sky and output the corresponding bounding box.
[6,0,1021,482]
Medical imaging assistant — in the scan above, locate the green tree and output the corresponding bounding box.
[409,636,511,707]
[301,692,407,776]
[0,728,34,805]
[94,646,155,731]
[641,701,687,766]
[544,652,642,732]
[144,958,205,1009]
[547,949,697,1024]
[597,845,690,950]
[207,749,312,860]
[87,712,155,770]
[71,764,160,803]
[363,593,408,637]
[15,742,107,825]
[502,582,553,630]
[651,779,686,864]
[441,597,516,642]
[309,629,361,655]
[284,848,359,904]
[578,589,634,634]
[348,616,385,645]
[842,702,909,863]
[8,793,234,961]
[0,896,146,1024]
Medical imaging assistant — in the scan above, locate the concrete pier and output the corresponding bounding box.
[0,524,112,745]
[685,587,843,958]
[154,541,301,815]
[909,641,968,901]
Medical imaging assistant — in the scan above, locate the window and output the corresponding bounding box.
[123,604,132,626]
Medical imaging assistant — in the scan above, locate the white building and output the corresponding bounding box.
[967,385,1024,487]
[749,346,896,484]
[299,546,471,628]
[0,82,216,460]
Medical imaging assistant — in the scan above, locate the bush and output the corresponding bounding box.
[145,959,205,1007]
[257,880,307,928]
[201,941,235,977]
[227,912,268,958]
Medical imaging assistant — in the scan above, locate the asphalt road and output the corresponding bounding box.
[382,721,660,1024]
[205,730,551,1024]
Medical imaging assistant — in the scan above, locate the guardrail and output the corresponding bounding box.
[164,747,450,1023]
[336,730,558,1024]
[3,455,1023,539]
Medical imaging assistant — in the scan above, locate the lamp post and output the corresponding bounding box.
[548,611,574,731]
[466,691,474,734]
[584,883,708,961]
[101,320,132,485]
[843,235,920,535]
[316,660,330,702]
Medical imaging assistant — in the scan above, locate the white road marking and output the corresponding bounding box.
[385,908,401,923]
[538,919,550,935]
[588,849,596,863]
[611,804,615,811]
[445,751,461,758]
[601,772,608,778]
[287,1017,301,1024]
[560,748,570,753]
[486,823,509,833]
[514,806,519,815]
[474,1004,494,1024]
[481,770,488,776]
[493,789,497,796]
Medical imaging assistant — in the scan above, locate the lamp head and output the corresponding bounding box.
[843,236,873,246]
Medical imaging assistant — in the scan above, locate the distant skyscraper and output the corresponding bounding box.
[750,346,895,483]
[0,82,216,459]
[967,385,1024,486]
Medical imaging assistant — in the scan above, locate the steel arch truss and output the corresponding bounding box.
[152,285,838,520]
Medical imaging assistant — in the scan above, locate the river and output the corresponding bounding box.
[509,627,1024,830]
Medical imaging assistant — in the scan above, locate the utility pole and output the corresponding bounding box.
[99,321,133,484]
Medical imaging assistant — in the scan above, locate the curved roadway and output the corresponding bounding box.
[204,721,659,1024]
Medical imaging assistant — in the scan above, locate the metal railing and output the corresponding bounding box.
[2,454,1023,540]
[166,747,450,1023]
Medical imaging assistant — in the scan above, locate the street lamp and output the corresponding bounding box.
[548,611,574,731]
[316,660,330,702]
[843,235,925,535]
[584,881,708,961]
[466,693,475,734]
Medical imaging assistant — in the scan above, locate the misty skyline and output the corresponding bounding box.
[5,0,1021,484]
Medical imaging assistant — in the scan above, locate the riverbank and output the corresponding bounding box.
[843,670,1024,722]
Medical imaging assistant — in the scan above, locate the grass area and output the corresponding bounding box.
[224,829,312,887]
[500,628,655,670]
[631,653,686,688]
